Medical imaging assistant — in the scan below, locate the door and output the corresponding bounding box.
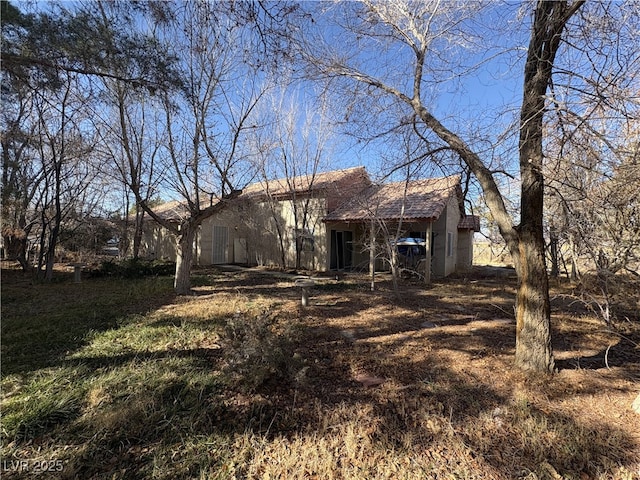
[330,230,353,270]
[212,225,228,264]
[234,238,248,264]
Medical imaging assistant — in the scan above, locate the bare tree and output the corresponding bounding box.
[31,74,101,279]
[252,88,334,270]
[95,82,164,260]
[1,88,43,270]
[538,2,640,322]
[1,1,175,275]
[364,137,437,295]
[2,1,294,289]
[292,0,632,372]
[545,118,640,323]
[368,183,409,298]
[119,2,271,294]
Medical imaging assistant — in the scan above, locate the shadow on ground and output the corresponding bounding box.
[2,264,638,479]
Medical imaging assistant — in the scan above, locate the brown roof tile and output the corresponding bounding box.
[137,168,372,223]
[458,215,481,231]
[242,166,370,199]
[324,175,461,222]
[128,200,188,223]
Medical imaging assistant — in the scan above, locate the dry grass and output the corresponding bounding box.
[1,262,639,479]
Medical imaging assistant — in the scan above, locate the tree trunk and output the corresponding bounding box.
[44,162,63,281]
[369,221,376,291]
[295,234,302,270]
[2,222,30,271]
[569,238,579,281]
[424,222,432,285]
[549,226,559,278]
[276,220,287,269]
[132,206,144,259]
[174,224,195,295]
[36,210,47,275]
[309,0,583,373]
[119,193,131,258]
[44,221,59,281]
[513,129,555,373]
[508,0,581,373]
[390,242,400,298]
[514,231,554,372]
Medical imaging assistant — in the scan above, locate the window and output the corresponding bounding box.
[295,228,315,252]
[446,232,453,257]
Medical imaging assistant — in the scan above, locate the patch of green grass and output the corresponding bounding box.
[1,366,87,442]
[72,319,220,360]
[2,270,263,477]
[46,356,230,479]
[1,276,174,375]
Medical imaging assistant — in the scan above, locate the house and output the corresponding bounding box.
[322,175,480,279]
[136,201,190,261]
[199,166,372,269]
[135,167,480,278]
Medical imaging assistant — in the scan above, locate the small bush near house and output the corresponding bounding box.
[221,309,304,393]
[91,258,176,278]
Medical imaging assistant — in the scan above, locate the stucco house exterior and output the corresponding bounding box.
[136,167,479,278]
[323,175,480,278]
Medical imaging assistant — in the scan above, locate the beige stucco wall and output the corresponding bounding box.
[140,223,178,261]
[201,196,329,270]
[431,195,461,277]
[456,230,474,272]
[198,207,242,265]
[137,181,473,279]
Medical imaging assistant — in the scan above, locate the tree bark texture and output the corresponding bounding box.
[369,221,376,291]
[314,0,586,372]
[132,207,144,259]
[514,230,554,372]
[174,224,196,295]
[409,0,585,372]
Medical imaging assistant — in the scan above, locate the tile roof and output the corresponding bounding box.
[152,200,189,220]
[324,175,461,222]
[136,168,371,223]
[458,215,481,231]
[141,170,471,226]
[128,200,189,223]
[242,166,370,199]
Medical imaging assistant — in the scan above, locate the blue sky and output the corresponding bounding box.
[21,0,530,175]
[20,0,626,218]
[308,1,531,201]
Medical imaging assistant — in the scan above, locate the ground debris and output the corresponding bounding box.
[353,373,386,388]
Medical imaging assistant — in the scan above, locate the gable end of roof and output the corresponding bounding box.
[458,215,481,231]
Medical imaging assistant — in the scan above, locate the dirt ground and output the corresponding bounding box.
[201,264,640,470]
[198,267,638,408]
[3,262,639,478]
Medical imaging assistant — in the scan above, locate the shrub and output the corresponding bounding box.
[574,271,640,325]
[91,259,176,278]
[221,309,303,393]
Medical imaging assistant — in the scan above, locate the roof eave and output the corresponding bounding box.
[323,216,438,223]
